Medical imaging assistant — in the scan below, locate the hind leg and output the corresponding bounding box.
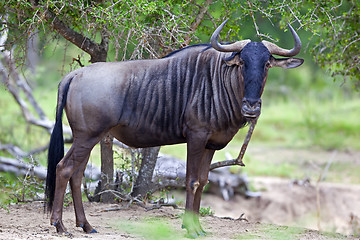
[69,152,97,233]
[50,138,98,233]
[50,147,74,233]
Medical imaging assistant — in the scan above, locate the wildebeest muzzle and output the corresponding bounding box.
[241,98,261,119]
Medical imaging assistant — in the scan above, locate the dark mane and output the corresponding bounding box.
[162,43,211,58]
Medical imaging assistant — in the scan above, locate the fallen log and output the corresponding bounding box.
[0,156,100,181]
[153,153,261,200]
[0,156,46,179]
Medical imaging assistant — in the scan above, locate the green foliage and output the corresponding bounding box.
[1,0,208,60]
[244,158,300,179]
[2,0,359,83]
[150,187,174,203]
[113,149,138,194]
[199,206,215,216]
[237,0,360,87]
[0,172,44,205]
[0,172,18,205]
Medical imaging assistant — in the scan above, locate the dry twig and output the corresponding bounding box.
[210,118,258,171]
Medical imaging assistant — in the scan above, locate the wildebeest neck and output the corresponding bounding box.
[184,49,247,131]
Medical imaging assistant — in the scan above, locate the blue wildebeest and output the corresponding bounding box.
[46,20,303,237]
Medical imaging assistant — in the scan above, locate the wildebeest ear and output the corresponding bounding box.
[224,54,243,66]
[270,57,304,69]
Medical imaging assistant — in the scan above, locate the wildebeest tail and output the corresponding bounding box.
[45,76,73,212]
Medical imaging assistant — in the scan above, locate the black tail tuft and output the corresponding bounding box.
[45,78,72,212]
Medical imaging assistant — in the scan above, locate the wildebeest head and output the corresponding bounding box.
[211,19,304,119]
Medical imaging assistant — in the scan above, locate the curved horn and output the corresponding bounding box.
[211,19,251,52]
[262,23,302,57]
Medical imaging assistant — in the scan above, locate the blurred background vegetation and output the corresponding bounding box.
[0,0,359,204]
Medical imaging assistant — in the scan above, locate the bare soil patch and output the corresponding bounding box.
[202,177,360,235]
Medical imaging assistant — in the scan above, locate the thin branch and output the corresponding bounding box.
[182,0,212,46]
[145,202,179,211]
[0,50,71,135]
[342,37,360,56]
[287,6,302,28]
[219,213,248,222]
[41,8,107,62]
[210,118,258,171]
[247,1,260,37]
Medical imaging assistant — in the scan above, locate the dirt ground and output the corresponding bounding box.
[0,201,356,240]
[202,177,360,236]
[1,177,360,240]
[1,148,360,239]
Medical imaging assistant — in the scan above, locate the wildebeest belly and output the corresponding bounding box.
[109,124,186,148]
[110,121,240,151]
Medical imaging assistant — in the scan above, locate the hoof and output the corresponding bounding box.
[64,232,74,238]
[77,222,97,233]
[52,220,67,234]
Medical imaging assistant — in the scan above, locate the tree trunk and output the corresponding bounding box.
[100,134,114,202]
[131,146,160,199]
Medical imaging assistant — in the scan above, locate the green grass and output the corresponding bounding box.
[243,158,300,179]
[327,162,360,184]
[255,93,360,150]
[111,217,184,240]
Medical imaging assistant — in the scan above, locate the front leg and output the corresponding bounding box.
[183,131,212,238]
[193,149,215,234]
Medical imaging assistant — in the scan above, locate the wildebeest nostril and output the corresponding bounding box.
[241,98,262,118]
[242,98,261,109]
